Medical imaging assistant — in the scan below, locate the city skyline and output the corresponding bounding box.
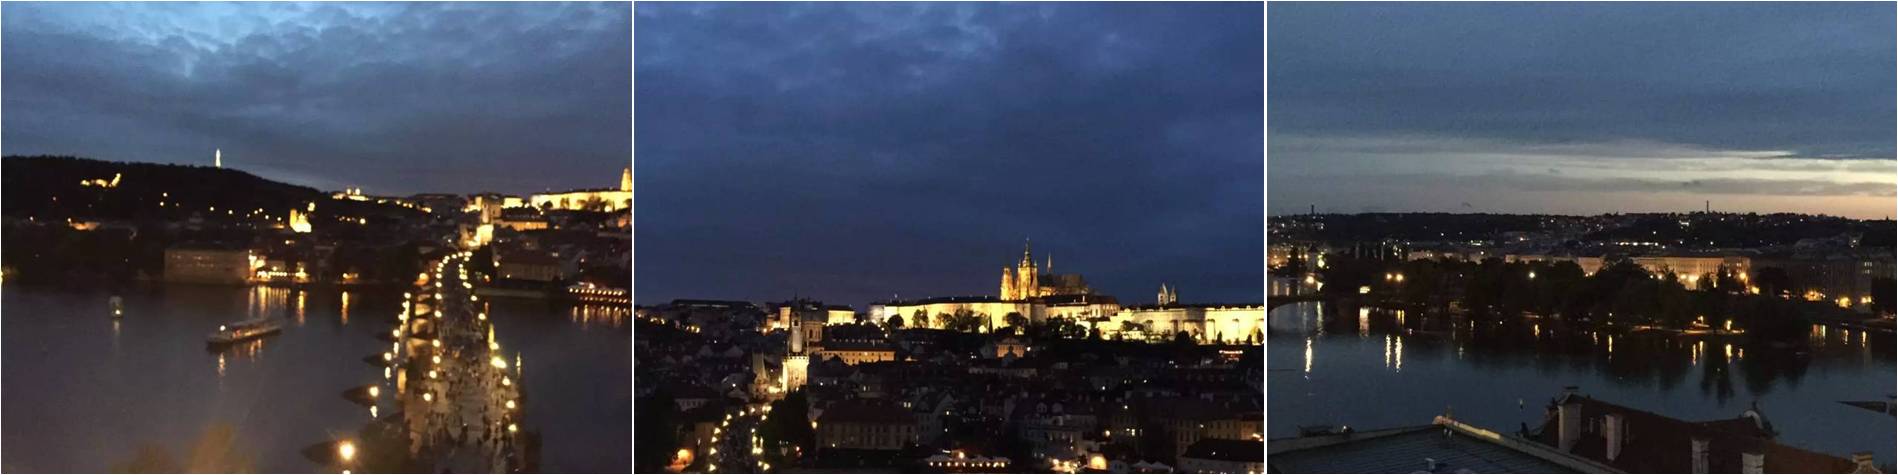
[1268,3,1897,219]
[0,2,631,196]
[634,3,1265,305]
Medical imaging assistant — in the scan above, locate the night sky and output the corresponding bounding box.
[2,2,630,196]
[1270,3,1896,219]
[635,3,1264,306]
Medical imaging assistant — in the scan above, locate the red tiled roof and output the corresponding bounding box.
[1532,395,1856,474]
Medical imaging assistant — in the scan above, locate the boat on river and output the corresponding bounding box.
[109,296,124,319]
[206,317,284,345]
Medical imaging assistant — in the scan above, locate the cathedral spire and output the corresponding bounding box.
[1019,238,1035,269]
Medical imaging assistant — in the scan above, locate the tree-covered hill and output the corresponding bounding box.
[2,155,423,223]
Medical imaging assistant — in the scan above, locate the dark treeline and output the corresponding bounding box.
[1274,212,1894,249]
[1296,254,1894,342]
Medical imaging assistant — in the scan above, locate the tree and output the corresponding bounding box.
[1874,277,1895,316]
[1755,267,1793,298]
[1119,321,1145,334]
[759,390,815,465]
[634,390,681,473]
[912,309,929,329]
[1003,312,1028,332]
[1173,330,1195,346]
[886,315,905,330]
[942,310,984,333]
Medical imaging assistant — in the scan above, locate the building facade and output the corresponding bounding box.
[164,247,257,285]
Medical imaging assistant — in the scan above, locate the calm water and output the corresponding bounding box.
[1267,279,1897,465]
[1,284,630,473]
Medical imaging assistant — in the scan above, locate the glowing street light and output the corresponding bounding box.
[337,441,356,462]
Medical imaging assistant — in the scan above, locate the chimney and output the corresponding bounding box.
[1852,452,1875,473]
[1603,413,1624,461]
[1691,437,1710,474]
[1741,452,1764,474]
[1558,387,1582,452]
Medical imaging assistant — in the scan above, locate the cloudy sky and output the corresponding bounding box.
[2,2,630,195]
[635,3,1263,306]
[1269,3,1896,219]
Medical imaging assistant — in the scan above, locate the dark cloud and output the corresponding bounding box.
[635,3,1264,306]
[2,3,630,195]
[1269,2,1894,158]
[1267,2,1895,217]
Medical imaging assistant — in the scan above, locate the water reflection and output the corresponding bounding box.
[1271,300,1895,402]
[570,303,629,329]
[1270,295,1896,464]
[3,283,629,472]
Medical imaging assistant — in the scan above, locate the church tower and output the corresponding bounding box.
[620,167,632,192]
[214,149,222,168]
[1016,240,1039,299]
[1000,267,1018,300]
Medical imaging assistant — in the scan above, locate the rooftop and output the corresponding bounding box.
[1269,417,1612,474]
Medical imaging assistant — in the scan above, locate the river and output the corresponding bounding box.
[0,284,630,473]
[1267,279,1896,466]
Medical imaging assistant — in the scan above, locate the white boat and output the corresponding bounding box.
[206,317,284,345]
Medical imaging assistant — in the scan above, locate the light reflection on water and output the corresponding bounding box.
[1268,293,1897,466]
[2,284,629,473]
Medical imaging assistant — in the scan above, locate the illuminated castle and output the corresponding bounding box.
[999,240,1090,300]
[528,167,631,212]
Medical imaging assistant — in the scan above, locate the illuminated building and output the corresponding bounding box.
[1630,256,1750,281]
[495,215,549,231]
[495,248,563,282]
[287,208,312,233]
[465,194,523,224]
[1107,302,1265,344]
[870,297,1037,330]
[823,307,859,325]
[775,300,837,391]
[812,341,896,365]
[528,167,631,212]
[164,247,257,284]
[214,148,221,168]
[79,173,120,188]
[1000,241,1091,300]
[808,323,896,364]
[782,354,810,393]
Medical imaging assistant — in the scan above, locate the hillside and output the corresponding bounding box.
[1,155,422,222]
